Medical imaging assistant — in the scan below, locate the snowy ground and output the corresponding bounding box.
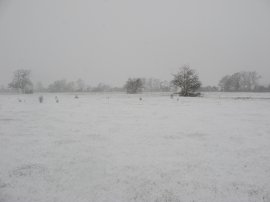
[0,92,270,202]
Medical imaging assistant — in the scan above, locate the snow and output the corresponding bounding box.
[0,92,270,202]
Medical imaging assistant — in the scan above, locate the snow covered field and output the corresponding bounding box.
[0,92,270,202]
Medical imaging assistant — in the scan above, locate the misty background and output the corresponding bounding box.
[0,0,270,87]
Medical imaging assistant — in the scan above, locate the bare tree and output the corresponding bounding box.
[240,71,261,91]
[9,69,33,93]
[171,65,201,96]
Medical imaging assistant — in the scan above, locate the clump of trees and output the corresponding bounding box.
[47,79,86,92]
[46,80,123,93]
[125,78,144,94]
[219,71,261,92]
[141,78,171,92]
[48,79,73,92]
[199,86,219,92]
[91,83,113,92]
[171,65,201,96]
[9,69,33,94]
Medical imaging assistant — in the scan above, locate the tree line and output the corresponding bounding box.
[2,67,270,96]
[3,69,174,94]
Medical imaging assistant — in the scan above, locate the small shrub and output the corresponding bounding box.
[39,96,43,103]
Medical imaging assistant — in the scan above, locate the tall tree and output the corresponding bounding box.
[9,69,33,93]
[171,65,201,96]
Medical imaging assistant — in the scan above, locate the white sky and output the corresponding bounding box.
[0,0,270,86]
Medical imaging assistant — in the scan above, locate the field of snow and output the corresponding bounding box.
[0,92,270,202]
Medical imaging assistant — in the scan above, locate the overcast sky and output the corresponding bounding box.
[0,0,270,87]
